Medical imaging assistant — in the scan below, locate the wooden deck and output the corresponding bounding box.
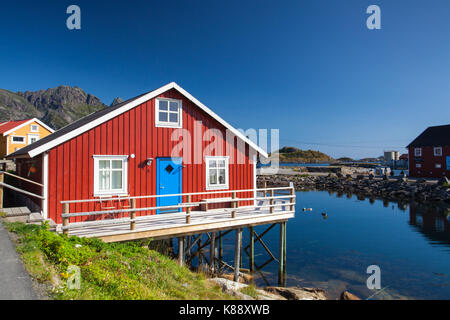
[63,200,294,242]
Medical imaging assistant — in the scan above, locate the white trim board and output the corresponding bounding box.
[2,118,55,136]
[24,83,268,158]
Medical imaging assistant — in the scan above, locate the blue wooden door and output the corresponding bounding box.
[156,157,182,214]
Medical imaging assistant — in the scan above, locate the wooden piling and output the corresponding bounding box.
[130,198,136,230]
[218,231,223,267]
[62,203,69,236]
[233,228,242,282]
[210,232,216,273]
[178,237,184,266]
[249,227,255,273]
[278,222,287,286]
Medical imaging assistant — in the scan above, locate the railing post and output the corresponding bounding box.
[63,203,69,236]
[0,170,4,209]
[289,186,295,212]
[269,189,274,213]
[231,192,237,218]
[130,198,136,230]
[263,181,267,197]
[186,195,191,224]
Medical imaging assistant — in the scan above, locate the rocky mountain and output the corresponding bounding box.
[110,97,124,106]
[0,85,107,129]
[272,146,334,163]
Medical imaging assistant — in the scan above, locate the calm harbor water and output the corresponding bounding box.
[219,191,450,299]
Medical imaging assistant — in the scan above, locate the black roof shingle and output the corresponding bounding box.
[407,124,450,148]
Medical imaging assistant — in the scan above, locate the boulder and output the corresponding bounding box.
[438,177,449,187]
[340,291,361,300]
[264,286,327,300]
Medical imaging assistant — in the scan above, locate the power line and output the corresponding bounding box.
[280,138,408,150]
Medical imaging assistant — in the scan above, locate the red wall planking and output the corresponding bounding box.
[43,89,255,224]
[408,146,450,178]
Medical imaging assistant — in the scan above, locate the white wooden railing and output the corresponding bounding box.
[60,186,296,235]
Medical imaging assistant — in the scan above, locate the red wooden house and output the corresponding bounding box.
[8,82,268,224]
[407,124,450,178]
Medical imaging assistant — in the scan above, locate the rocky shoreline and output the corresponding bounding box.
[258,173,450,206]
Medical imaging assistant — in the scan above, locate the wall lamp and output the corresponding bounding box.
[146,158,154,166]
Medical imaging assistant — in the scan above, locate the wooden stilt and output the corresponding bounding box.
[210,232,216,273]
[178,237,184,266]
[249,227,254,273]
[234,228,242,282]
[278,222,286,286]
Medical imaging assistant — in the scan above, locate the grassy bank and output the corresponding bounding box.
[3,221,234,300]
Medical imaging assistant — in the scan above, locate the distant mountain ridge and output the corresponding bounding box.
[0,85,107,129]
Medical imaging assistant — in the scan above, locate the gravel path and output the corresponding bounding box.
[0,222,38,300]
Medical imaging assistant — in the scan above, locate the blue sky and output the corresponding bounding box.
[1,0,449,159]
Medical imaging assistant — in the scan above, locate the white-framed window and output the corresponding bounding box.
[28,134,39,144]
[434,147,442,156]
[11,136,25,144]
[30,124,39,132]
[414,148,422,157]
[435,163,442,169]
[205,156,229,190]
[416,164,422,168]
[155,98,182,128]
[93,155,128,196]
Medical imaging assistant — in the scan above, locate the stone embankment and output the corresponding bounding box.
[259,174,450,205]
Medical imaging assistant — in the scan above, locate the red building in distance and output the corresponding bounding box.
[407,124,450,178]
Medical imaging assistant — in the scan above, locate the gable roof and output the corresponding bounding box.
[0,118,55,136]
[407,124,450,148]
[8,82,268,159]
[0,119,30,135]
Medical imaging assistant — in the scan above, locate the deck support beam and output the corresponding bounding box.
[233,228,242,282]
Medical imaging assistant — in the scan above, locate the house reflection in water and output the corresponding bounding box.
[409,205,450,245]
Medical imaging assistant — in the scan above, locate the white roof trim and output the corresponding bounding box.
[3,118,55,136]
[26,82,268,158]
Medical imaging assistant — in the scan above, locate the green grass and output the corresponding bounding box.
[3,222,235,300]
[240,284,259,299]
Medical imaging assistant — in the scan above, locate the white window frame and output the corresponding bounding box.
[93,155,128,196]
[30,124,39,132]
[155,98,183,128]
[11,135,26,144]
[205,156,229,190]
[434,147,442,156]
[27,134,40,144]
[414,148,422,157]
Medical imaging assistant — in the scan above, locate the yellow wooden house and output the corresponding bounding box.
[0,118,54,158]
